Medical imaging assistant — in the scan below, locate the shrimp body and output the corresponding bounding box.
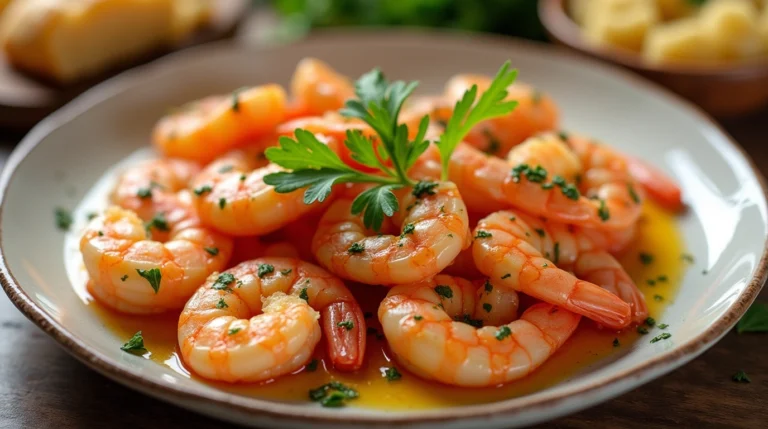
[289,58,354,118]
[80,207,233,314]
[312,182,471,285]
[192,144,332,236]
[379,276,580,387]
[153,85,287,163]
[472,211,635,329]
[178,258,366,382]
[442,75,559,157]
[507,132,582,184]
[111,158,201,221]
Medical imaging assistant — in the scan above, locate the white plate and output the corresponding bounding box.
[1,31,766,428]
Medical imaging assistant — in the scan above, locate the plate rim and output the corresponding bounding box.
[1,29,767,426]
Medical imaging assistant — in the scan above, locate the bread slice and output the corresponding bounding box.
[1,0,176,83]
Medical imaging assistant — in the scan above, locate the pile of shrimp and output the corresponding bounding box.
[80,58,683,388]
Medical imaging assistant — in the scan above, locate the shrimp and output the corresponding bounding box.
[312,182,471,285]
[111,158,200,222]
[153,84,287,163]
[177,258,366,382]
[411,140,641,230]
[506,132,582,184]
[379,275,580,387]
[472,211,637,329]
[289,58,354,118]
[80,206,233,314]
[440,75,559,157]
[191,140,335,236]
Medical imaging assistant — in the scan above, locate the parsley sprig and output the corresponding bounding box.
[264,62,518,231]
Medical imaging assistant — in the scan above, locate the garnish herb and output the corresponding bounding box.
[639,252,654,265]
[257,263,275,278]
[647,279,656,286]
[299,287,309,302]
[637,326,649,335]
[86,212,98,221]
[194,185,212,196]
[263,62,518,231]
[337,320,354,331]
[613,338,620,347]
[553,242,560,264]
[204,247,219,256]
[145,213,169,233]
[348,243,365,254]
[485,280,494,292]
[384,367,402,381]
[455,314,483,328]
[306,359,319,372]
[218,198,227,209]
[228,327,242,335]
[120,275,128,282]
[597,199,610,221]
[654,294,664,302]
[737,302,768,333]
[495,326,512,341]
[558,131,569,141]
[414,315,423,321]
[55,208,73,231]
[483,303,493,313]
[681,253,695,263]
[501,273,511,280]
[136,268,161,293]
[121,331,146,354]
[732,370,750,383]
[309,382,359,407]
[627,183,640,204]
[211,273,235,291]
[231,87,246,112]
[658,323,669,329]
[534,228,545,237]
[281,269,292,276]
[434,285,453,299]
[475,230,492,239]
[650,333,672,343]
[645,317,656,327]
[216,298,228,309]
[401,223,415,237]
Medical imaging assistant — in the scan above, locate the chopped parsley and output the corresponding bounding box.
[257,263,275,278]
[732,370,750,383]
[204,247,219,256]
[280,269,292,276]
[120,275,128,282]
[120,331,146,354]
[639,252,654,265]
[650,333,672,343]
[86,212,98,221]
[645,317,656,327]
[414,315,423,321]
[383,367,402,381]
[193,185,212,196]
[737,302,768,333]
[145,213,169,233]
[534,228,545,237]
[646,279,656,286]
[55,208,73,231]
[434,285,453,299]
[215,298,228,309]
[218,165,233,173]
[401,223,415,237]
[137,187,153,199]
[337,320,354,331]
[613,338,620,347]
[348,243,365,254]
[501,273,511,280]
[681,253,695,263]
[553,242,560,264]
[597,199,610,221]
[558,131,569,141]
[483,303,493,313]
[454,314,483,328]
[658,323,669,329]
[136,268,161,293]
[211,273,235,290]
[474,230,492,239]
[306,359,319,372]
[637,326,649,335]
[485,280,494,292]
[495,326,512,340]
[654,294,664,302]
[309,382,359,407]
[511,163,548,183]
[218,198,227,209]
[228,327,242,335]
[627,183,640,204]
[412,180,439,198]
[299,287,309,302]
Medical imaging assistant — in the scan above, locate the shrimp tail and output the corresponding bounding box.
[322,301,366,371]
[626,156,684,212]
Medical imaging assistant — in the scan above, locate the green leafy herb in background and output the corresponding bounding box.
[737,302,768,333]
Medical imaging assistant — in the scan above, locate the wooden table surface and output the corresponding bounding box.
[2,79,768,429]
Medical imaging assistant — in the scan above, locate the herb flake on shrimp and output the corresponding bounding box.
[264,61,519,231]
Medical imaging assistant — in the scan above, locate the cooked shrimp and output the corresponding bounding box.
[472,211,635,329]
[229,236,301,265]
[153,84,287,163]
[191,141,335,236]
[441,75,559,157]
[627,156,684,212]
[411,141,641,230]
[177,258,366,382]
[80,206,233,314]
[111,158,200,222]
[312,182,471,285]
[289,58,354,118]
[379,276,580,387]
[507,132,582,184]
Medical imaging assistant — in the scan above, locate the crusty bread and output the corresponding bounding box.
[1,0,179,83]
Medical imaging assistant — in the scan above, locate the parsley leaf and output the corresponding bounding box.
[350,184,399,231]
[732,370,750,383]
[136,268,161,293]
[121,331,146,354]
[383,367,402,381]
[737,302,768,333]
[55,208,73,231]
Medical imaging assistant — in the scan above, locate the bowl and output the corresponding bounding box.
[539,0,768,117]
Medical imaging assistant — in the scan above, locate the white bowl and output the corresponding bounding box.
[1,31,766,428]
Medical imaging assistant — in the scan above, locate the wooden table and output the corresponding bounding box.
[1,73,768,429]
